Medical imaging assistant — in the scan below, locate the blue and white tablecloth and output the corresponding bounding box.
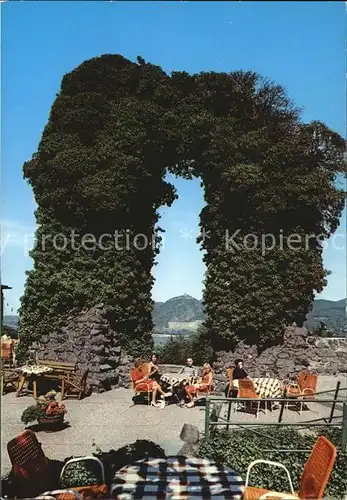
[110,456,244,499]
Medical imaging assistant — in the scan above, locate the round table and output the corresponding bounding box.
[17,365,53,398]
[20,365,53,375]
[110,456,244,499]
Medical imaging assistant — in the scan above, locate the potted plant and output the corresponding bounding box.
[21,390,67,431]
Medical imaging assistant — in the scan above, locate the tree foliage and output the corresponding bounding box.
[156,327,213,366]
[19,54,345,361]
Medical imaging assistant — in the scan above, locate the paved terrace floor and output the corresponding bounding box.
[1,375,346,477]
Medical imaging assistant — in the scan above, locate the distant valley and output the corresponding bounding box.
[4,294,346,337]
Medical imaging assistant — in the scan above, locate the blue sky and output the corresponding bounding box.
[1,1,346,314]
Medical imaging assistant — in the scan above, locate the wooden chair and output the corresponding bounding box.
[226,368,235,397]
[1,363,20,394]
[237,379,264,419]
[244,435,337,499]
[130,368,153,406]
[286,372,318,414]
[194,374,214,402]
[7,430,52,498]
[62,369,89,400]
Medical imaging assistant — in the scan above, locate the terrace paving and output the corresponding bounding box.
[1,375,346,478]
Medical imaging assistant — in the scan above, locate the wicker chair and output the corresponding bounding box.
[191,373,214,402]
[285,372,318,414]
[237,379,264,419]
[130,367,153,406]
[1,340,14,367]
[244,435,337,499]
[141,362,152,376]
[7,430,52,497]
[226,368,235,397]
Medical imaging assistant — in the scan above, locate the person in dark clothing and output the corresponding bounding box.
[225,358,249,398]
[233,358,248,381]
[148,353,162,383]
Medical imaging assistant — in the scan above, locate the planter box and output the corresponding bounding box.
[38,414,64,431]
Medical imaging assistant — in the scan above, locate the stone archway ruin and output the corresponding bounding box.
[18,54,345,390]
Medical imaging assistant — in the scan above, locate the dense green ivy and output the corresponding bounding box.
[18,54,345,361]
[198,427,347,498]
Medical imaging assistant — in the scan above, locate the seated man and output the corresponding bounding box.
[177,357,199,406]
[132,358,171,408]
[185,363,213,408]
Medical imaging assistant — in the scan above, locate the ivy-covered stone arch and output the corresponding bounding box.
[18,54,345,370]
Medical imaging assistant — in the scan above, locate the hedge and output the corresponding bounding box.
[198,427,347,498]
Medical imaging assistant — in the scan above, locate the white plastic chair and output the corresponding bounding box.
[36,490,83,499]
[245,459,296,495]
[259,493,299,499]
[60,456,105,486]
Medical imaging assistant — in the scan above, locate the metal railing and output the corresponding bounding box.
[204,396,347,453]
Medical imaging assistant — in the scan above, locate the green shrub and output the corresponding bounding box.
[20,405,45,425]
[60,460,101,488]
[157,327,213,366]
[198,427,347,498]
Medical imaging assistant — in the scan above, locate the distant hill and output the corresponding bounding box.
[4,296,346,335]
[153,295,346,335]
[153,294,204,330]
[2,315,19,329]
[305,298,346,334]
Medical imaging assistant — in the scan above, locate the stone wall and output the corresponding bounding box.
[32,314,346,394]
[30,305,133,392]
[213,325,347,379]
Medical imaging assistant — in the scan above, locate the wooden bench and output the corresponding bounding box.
[37,360,76,399]
[38,360,76,379]
[37,360,90,400]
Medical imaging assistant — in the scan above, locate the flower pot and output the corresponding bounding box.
[38,414,64,432]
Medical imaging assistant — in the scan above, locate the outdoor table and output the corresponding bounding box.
[252,377,283,399]
[232,378,283,399]
[110,456,244,499]
[17,365,53,398]
[160,372,198,388]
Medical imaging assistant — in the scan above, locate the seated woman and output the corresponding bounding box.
[148,353,173,395]
[132,358,171,408]
[148,353,162,383]
[184,363,213,408]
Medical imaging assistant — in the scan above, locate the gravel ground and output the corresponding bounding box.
[1,375,346,478]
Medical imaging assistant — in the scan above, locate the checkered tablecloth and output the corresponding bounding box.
[160,372,198,388]
[252,377,283,398]
[110,456,244,499]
